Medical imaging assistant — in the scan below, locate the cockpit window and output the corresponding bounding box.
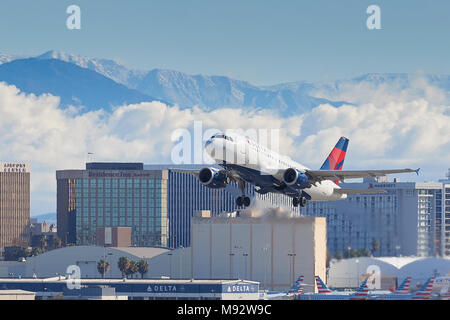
[211,134,233,142]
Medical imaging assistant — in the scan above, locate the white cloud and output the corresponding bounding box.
[0,79,448,214]
[295,76,450,172]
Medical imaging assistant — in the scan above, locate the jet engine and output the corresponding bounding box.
[198,167,228,189]
[282,168,310,189]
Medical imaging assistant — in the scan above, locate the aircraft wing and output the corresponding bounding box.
[334,189,387,195]
[305,168,419,183]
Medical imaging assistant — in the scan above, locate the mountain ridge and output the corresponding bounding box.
[1,50,449,115]
[0,58,160,112]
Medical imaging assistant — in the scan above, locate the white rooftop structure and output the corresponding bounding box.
[328,256,450,289]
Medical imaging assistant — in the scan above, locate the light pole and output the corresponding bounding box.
[234,245,243,279]
[106,252,113,278]
[288,253,296,285]
[179,245,184,279]
[262,246,269,290]
[229,252,235,279]
[347,246,352,286]
[243,253,249,280]
[168,252,173,278]
[395,245,401,257]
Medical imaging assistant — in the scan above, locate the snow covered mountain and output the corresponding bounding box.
[0,54,18,65]
[32,50,348,114]
[36,50,144,86]
[0,58,158,111]
[1,50,448,115]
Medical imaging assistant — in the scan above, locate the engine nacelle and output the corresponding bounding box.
[198,167,228,189]
[282,168,310,189]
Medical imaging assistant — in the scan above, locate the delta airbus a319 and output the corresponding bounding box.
[172,133,419,208]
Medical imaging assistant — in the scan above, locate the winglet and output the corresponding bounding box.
[415,168,420,176]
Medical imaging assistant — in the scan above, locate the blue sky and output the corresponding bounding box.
[0,1,449,215]
[1,0,449,85]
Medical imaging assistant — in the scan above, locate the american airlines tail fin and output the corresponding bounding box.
[320,137,349,184]
[412,277,434,300]
[349,277,369,300]
[315,276,332,294]
[393,277,412,295]
[289,275,304,294]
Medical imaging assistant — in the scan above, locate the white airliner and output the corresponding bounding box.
[173,132,419,207]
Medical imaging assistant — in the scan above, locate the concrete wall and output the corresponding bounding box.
[191,216,327,292]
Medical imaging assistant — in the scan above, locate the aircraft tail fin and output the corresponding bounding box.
[320,137,349,184]
[412,277,434,300]
[393,277,412,295]
[289,275,304,294]
[349,277,369,300]
[315,276,332,294]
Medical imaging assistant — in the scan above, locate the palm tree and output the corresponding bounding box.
[52,236,62,249]
[137,260,149,279]
[126,260,138,279]
[23,247,31,258]
[371,239,379,256]
[39,236,47,251]
[361,248,371,257]
[97,259,110,279]
[118,257,130,279]
[30,247,42,256]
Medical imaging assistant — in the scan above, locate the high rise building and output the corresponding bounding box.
[56,163,169,247]
[439,169,450,257]
[144,164,300,248]
[57,163,300,249]
[302,178,443,257]
[0,162,30,251]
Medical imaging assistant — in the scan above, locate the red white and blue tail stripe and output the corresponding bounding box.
[393,277,412,295]
[320,137,349,184]
[288,275,304,294]
[411,277,434,300]
[315,276,332,294]
[349,278,369,300]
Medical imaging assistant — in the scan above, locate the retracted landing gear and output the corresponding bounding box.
[293,196,307,207]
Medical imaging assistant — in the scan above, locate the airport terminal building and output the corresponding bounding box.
[0,278,260,300]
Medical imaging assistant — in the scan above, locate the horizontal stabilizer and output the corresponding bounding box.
[306,168,418,183]
[334,189,387,195]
